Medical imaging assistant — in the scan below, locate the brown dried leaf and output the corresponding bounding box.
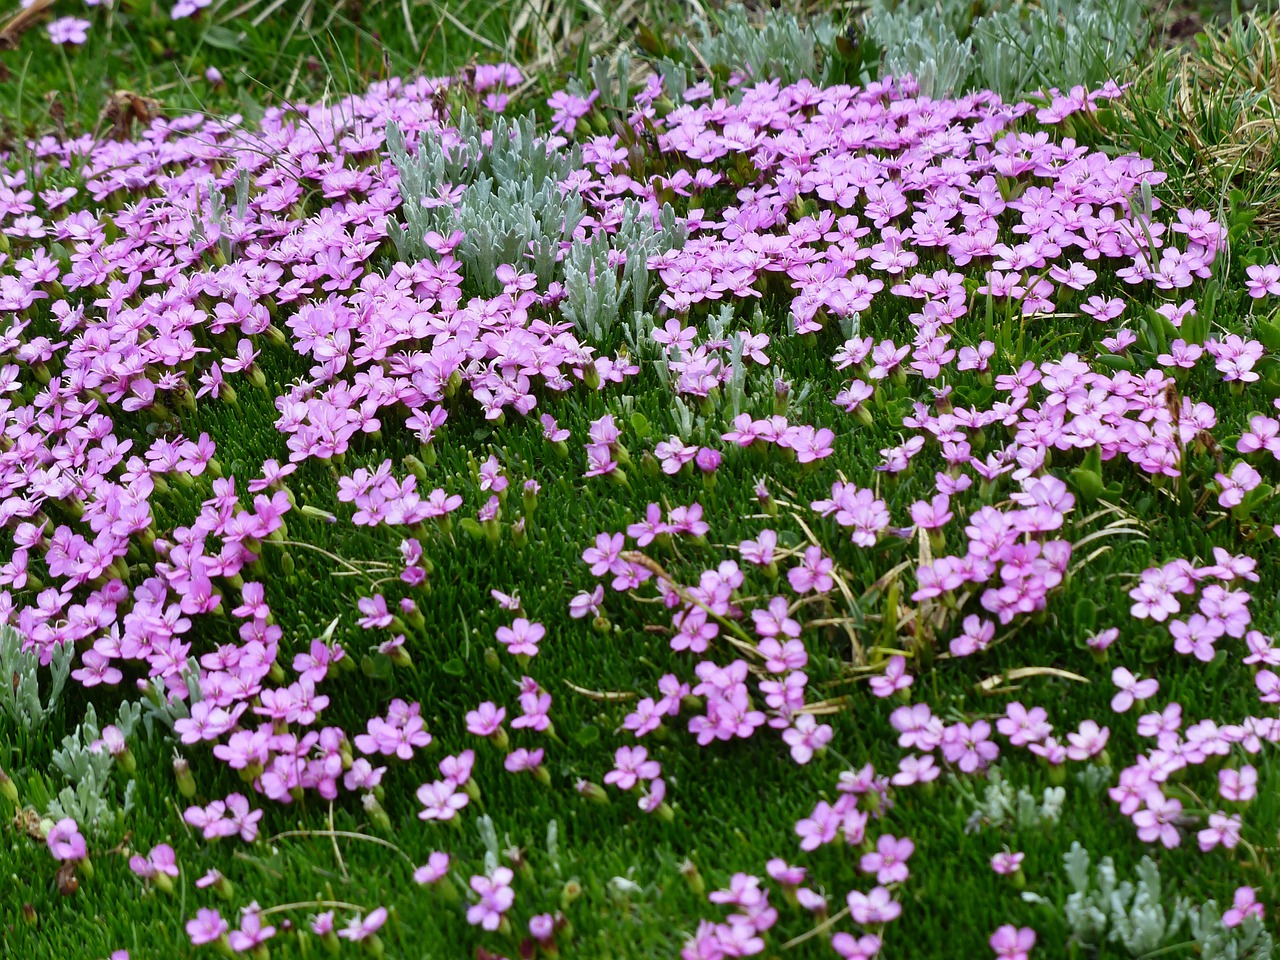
[0,0,54,51]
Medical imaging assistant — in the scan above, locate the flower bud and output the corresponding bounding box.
[679,860,704,895]
[403,455,429,484]
[574,780,609,805]
[363,793,392,832]
[560,879,583,911]
[174,757,197,799]
[0,767,17,805]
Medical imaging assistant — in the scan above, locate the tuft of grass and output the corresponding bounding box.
[1104,12,1280,238]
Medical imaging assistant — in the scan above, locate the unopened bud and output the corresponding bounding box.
[0,767,17,805]
[560,879,583,911]
[362,793,392,832]
[574,780,609,805]
[174,757,197,799]
[679,860,704,895]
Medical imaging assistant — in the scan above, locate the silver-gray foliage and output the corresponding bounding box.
[46,701,140,836]
[1190,901,1274,960]
[0,624,72,732]
[690,5,842,87]
[957,767,1065,833]
[861,0,1147,99]
[388,111,585,295]
[389,109,684,343]
[970,0,1146,98]
[860,0,974,100]
[1033,844,1275,958]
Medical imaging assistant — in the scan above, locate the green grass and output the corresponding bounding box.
[3,3,1280,960]
[0,0,682,140]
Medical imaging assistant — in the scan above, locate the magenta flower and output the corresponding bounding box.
[465,701,507,739]
[417,779,469,821]
[781,714,833,764]
[941,720,999,772]
[504,747,545,774]
[990,925,1036,960]
[310,912,334,936]
[1219,765,1258,802]
[868,656,913,698]
[604,746,660,790]
[47,17,91,45]
[1197,812,1242,852]
[128,843,179,880]
[846,886,901,924]
[414,852,451,885]
[1245,263,1280,298]
[547,89,599,135]
[186,908,229,946]
[990,851,1024,875]
[496,618,545,657]
[1133,792,1183,848]
[1110,667,1159,712]
[338,907,387,942]
[1223,886,1264,927]
[832,933,882,959]
[47,818,86,862]
[466,867,515,930]
[859,834,914,884]
[1064,720,1109,761]
[228,904,276,952]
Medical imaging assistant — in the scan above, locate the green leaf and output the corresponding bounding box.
[361,654,393,680]
[442,658,466,677]
[574,724,600,746]
[201,27,246,51]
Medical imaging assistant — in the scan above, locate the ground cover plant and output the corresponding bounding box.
[2,3,1280,959]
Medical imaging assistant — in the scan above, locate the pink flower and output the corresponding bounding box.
[1064,720,1109,761]
[128,843,179,880]
[868,656,913,698]
[990,925,1036,960]
[47,17,90,45]
[228,905,276,952]
[413,852,451,884]
[1133,792,1183,848]
[1245,263,1280,298]
[47,818,86,862]
[859,834,914,884]
[417,779,469,821]
[832,933,882,959]
[1219,765,1258,802]
[186,908,228,946]
[990,851,1024,875]
[496,618,545,657]
[1223,886,1264,927]
[781,714,833,764]
[846,886,901,924]
[466,867,515,930]
[941,720,999,772]
[338,907,387,942]
[604,746,660,790]
[1110,667,1158,712]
